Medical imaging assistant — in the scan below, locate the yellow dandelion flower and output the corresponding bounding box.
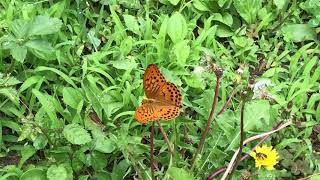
[249,145,279,170]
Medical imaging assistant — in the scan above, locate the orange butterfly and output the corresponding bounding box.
[135,64,182,124]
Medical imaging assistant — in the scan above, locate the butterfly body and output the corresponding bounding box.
[135,64,182,124]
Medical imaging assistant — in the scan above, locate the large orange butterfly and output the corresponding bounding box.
[135,64,182,124]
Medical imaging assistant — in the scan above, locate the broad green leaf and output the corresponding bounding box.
[35,66,77,88]
[101,96,123,119]
[216,25,233,37]
[33,134,48,150]
[20,168,46,180]
[78,176,89,180]
[123,14,140,35]
[10,45,27,63]
[47,165,67,180]
[25,40,55,60]
[9,19,30,38]
[92,129,116,153]
[19,145,36,168]
[167,167,194,180]
[217,110,238,139]
[118,0,141,9]
[87,67,116,85]
[0,88,19,106]
[109,6,127,41]
[289,42,314,74]
[232,36,253,48]
[17,124,33,141]
[193,26,217,47]
[63,124,92,145]
[227,101,271,150]
[119,36,133,55]
[63,87,83,109]
[168,0,180,5]
[89,151,107,171]
[111,160,130,180]
[173,40,190,64]
[282,24,317,42]
[211,13,233,26]
[19,76,43,92]
[276,138,301,149]
[183,74,205,89]
[144,9,152,40]
[1,118,21,132]
[0,165,22,179]
[262,67,287,77]
[82,75,103,118]
[87,29,101,50]
[0,119,2,147]
[0,74,21,86]
[156,16,169,59]
[193,0,210,11]
[28,15,62,36]
[273,0,288,10]
[160,67,183,86]
[112,58,137,70]
[167,12,187,43]
[48,1,67,18]
[32,89,61,129]
[244,100,271,131]
[316,104,320,122]
[233,0,262,24]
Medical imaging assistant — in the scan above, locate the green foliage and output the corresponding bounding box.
[63,124,92,145]
[0,15,62,63]
[0,0,319,179]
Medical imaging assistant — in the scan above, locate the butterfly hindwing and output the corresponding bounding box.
[159,82,182,107]
[136,64,181,123]
[134,102,180,124]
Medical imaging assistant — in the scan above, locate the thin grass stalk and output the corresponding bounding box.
[150,122,156,180]
[227,100,246,179]
[156,120,174,154]
[191,76,221,168]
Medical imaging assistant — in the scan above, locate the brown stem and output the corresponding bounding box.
[181,125,189,158]
[207,121,284,180]
[217,86,237,116]
[150,122,156,180]
[156,120,174,154]
[227,100,246,179]
[297,173,320,180]
[191,77,221,168]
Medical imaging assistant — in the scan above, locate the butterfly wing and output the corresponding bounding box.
[143,64,182,107]
[135,101,180,124]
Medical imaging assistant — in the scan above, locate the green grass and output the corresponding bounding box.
[0,0,319,179]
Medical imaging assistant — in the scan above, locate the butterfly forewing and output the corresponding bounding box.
[136,64,182,123]
[143,64,166,99]
[143,64,182,106]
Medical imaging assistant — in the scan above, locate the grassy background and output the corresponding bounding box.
[0,0,319,179]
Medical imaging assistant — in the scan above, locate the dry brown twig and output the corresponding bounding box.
[156,120,174,154]
[220,120,293,180]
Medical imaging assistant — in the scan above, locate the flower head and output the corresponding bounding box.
[249,145,279,170]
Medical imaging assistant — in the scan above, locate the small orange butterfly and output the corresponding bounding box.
[135,64,182,124]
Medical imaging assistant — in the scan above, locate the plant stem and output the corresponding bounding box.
[217,86,237,116]
[207,121,284,179]
[150,122,156,180]
[191,76,221,168]
[227,100,246,179]
[156,120,174,154]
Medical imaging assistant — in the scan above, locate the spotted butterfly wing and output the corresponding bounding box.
[135,64,182,123]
